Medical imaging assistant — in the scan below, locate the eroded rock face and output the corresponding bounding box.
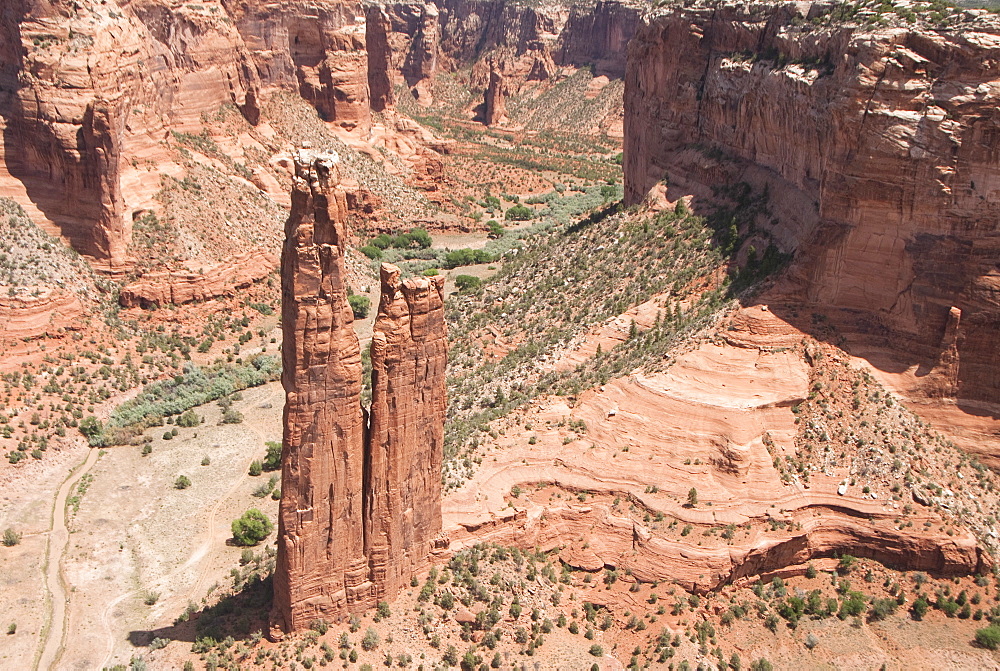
[272,153,445,634]
[271,149,369,635]
[624,5,1000,404]
[118,250,279,309]
[366,264,447,601]
[482,67,507,126]
[372,0,640,104]
[0,0,368,267]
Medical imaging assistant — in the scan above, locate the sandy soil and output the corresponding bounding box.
[43,383,284,670]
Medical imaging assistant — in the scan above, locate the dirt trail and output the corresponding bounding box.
[35,446,101,671]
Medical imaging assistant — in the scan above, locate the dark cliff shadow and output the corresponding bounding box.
[129,574,273,647]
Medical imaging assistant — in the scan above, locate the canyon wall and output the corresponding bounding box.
[272,151,445,634]
[0,0,368,268]
[624,5,1000,405]
[373,0,642,100]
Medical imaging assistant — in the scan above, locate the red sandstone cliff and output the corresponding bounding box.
[371,0,641,105]
[366,264,447,601]
[624,5,1000,405]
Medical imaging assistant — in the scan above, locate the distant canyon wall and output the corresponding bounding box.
[0,0,639,268]
[624,5,1000,405]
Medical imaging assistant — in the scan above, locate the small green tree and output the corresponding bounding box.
[486,220,505,238]
[910,595,929,620]
[263,441,282,471]
[79,416,104,445]
[231,508,273,546]
[348,294,371,319]
[248,459,263,476]
[687,487,698,507]
[454,275,482,293]
[505,204,533,221]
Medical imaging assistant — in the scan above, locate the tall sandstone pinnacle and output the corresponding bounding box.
[271,150,445,636]
[366,265,447,601]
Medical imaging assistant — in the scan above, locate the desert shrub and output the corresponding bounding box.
[588,644,603,657]
[263,441,282,471]
[348,295,371,319]
[910,595,929,620]
[174,475,191,489]
[455,275,482,293]
[443,248,494,269]
[221,407,244,424]
[486,220,505,238]
[505,204,534,221]
[249,460,263,476]
[2,528,22,546]
[975,624,1000,650]
[231,508,273,546]
[361,628,380,651]
[868,598,897,621]
[360,245,383,260]
[176,410,200,427]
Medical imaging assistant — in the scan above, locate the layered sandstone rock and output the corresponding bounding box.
[118,250,279,308]
[0,287,85,340]
[366,264,447,601]
[271,149,370,634]
[624,5,1000,405]
[0,0,368,267]
[272,153,446,634]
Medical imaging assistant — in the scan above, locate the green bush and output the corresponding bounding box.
[348,295,371,319]
[174,475,191,489]
[360,245,383,260]
[486,220,505,238]
[443,248,494,269]
[868,598,897,621]
[361,627,380,651]
[454,275,482,293]
[79,416,105,445]
[505,204,534,221]
[975,624,1000,650]
[588,644,604,657]
[263,441,282,471]
[2,528,21,547]
[221,407,244,424]
[231,508,273,546]
[176,410,200,427]
[249,460,263,476]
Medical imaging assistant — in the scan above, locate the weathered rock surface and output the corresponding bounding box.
[0,0,367,267]
[272,153,446,634]
[366,264,447,601]
[482,67,508,126]
[624,5,1000,406]
[0,287,85,340]
[374,0,641,104]
[118,250,279,308]
[444,306,986,590]
[272,149,370,634]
